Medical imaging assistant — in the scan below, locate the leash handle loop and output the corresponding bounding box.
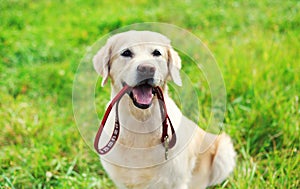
[93,85,132,155]
[94,85,177,155]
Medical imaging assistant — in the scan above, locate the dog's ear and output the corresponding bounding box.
[168,48,182,86]
[93,41,111,87]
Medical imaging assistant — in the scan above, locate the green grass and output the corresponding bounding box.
[1,0,299,188]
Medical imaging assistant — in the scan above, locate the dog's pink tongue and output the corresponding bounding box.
[132,85,153,105]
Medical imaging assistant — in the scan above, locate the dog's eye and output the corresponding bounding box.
[152,49,161,57]
[121,49,133,57]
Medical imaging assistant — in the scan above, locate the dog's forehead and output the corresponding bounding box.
[108,31,171,53]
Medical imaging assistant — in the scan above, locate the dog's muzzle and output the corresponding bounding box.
[128,63,158,109]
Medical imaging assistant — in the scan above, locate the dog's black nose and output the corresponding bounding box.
[137,63,156,76]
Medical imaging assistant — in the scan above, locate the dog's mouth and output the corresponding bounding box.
[123,80,156,109]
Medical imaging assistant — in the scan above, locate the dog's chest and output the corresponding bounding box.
[101,151,191,189]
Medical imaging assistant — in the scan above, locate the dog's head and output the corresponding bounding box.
[93,30,182,109]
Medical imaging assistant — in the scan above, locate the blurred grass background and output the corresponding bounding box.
[0,0,299,188]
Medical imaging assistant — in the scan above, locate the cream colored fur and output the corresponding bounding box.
[93,30,236,189]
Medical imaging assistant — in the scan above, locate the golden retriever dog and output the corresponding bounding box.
[93,30,236,189]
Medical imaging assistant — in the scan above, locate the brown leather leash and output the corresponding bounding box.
[94,85,176,159]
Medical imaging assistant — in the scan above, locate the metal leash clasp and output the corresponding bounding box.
[164,135,169,160]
